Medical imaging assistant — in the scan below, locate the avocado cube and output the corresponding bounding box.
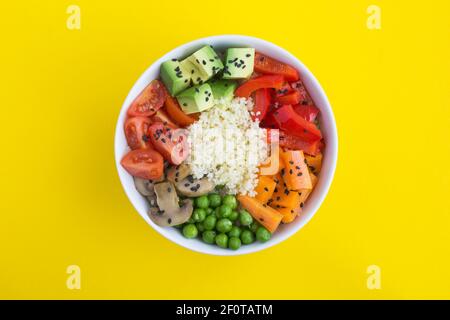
[210,79,237,102]
[187,45,224,80]
[223,48,255,79]
[160,59,191,96]
[181,59,209,85]
[176,83,215,114]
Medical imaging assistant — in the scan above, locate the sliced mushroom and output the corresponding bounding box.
[147,181,193,227]
[166,163,192,185]
[176,175,215,197]
[133,175,164,197]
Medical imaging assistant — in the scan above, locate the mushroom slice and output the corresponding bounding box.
[147,181,193,227]
[176,175,215,197]
[133,175,164,197]
[166,163,192,185]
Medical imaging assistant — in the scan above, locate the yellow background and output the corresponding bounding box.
[1,0,449,299]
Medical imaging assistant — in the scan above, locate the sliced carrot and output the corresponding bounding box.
[237,195,283,233]
[305,153,323,175]
[270,188,301,209]
[254,176,277,204]
[278,206,301,223]
[298,172,318,207]
[280,150,312,190]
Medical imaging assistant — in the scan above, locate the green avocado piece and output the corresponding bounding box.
[187,45,224,80]
[210,79,237,102]
[223,48,255,79]
[181,59,209,85]
[160,59,191,96]
[176,83,215,114]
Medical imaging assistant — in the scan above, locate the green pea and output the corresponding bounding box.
[187,216,195,224]
[228,237,241,250]
[222,195,237,209]
[195,195,210,209]
[239,209,253,226]
[256,226,271,242]
[229,210,239,222]
[196,222,205,233]
[182,224,198,239]
[217,205,232,219]
[203,215,217,231]
[206,207,214,215]
[192,208,207,222]
[228,226,242,238]
[216,218,233,233]
[208,193,222,208]
[202,230,216,244]
[215,233,228,248]
[240,230,255,244]
[249,222,260,233]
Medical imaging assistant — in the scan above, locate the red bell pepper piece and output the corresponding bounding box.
[260,111,278,129]
[293,104,320,122]
[254,52,300,81]
[291,80,315,106]
[279,130,322,156]
[252,88,271,122]
[275,82,293,97]
[235,75,285,98]
[275,90,301,105]
[272,105,322,141]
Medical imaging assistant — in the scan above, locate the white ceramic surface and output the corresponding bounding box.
[114,35,338,256]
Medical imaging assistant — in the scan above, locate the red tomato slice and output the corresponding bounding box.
[290,80,315,106]
[120,149,164,180]
[124,117,152,150]
[151,108,178,129]
[275,90,301,105]
[279,131,322,156]
[235,75,285,98]
[148,122,189,165]
[164,94,199,127]
[273,105,322,141]
[127,80,166,117]
[293,104,320,122]
[252,88,271,122]
[254,52,300,81]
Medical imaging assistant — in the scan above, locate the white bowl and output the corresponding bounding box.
[114,35,338,256]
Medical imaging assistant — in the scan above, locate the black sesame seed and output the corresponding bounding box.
[209,59,214,62]
[297,172,303,176]
[161,138,166,143]
[290,210,294,214]
[183,103,187,107]
[184,183,190,187]
[195,88,200,93]
[264,187,269,192]
[196,59,200,63]
[171,58,177,61]
[289,161,294,165]
[191,69,195,74]
[246,53,251,57]
[202,60,206,65]
[300,202,304,208]
[184,79,188,83]
[167,218,172,224]
[174,66,180,71]
[239,59,244,64]
[167,187,171,193]
[295,166,300,170]
[289,169,293,175]
[205,97,209,102]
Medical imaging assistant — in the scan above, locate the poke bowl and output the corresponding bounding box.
[114,35,338,255]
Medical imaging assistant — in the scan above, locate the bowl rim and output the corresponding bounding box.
[114,34,338,256]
